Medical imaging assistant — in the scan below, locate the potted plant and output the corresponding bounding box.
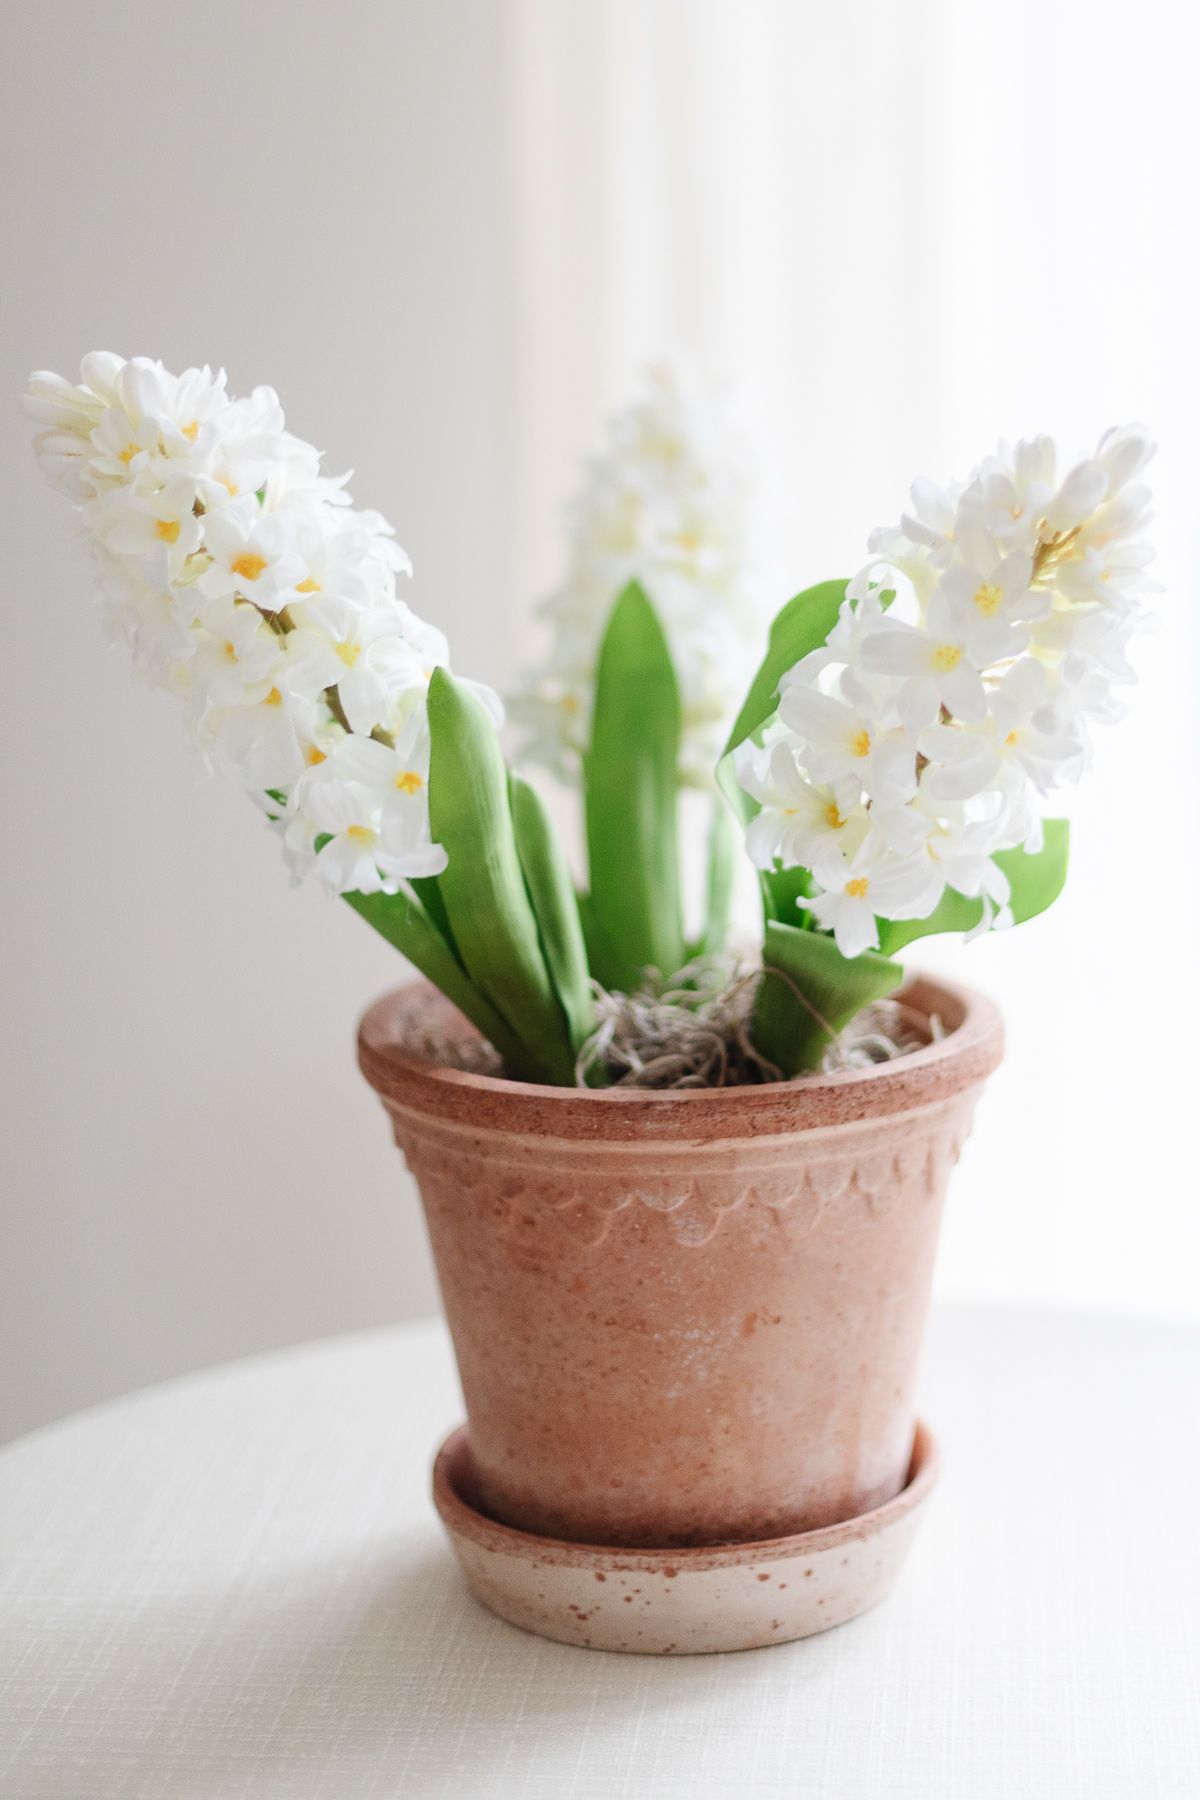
[26,356,1154,1653]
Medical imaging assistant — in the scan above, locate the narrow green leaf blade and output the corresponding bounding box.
[876,821,1070,955]
[410,874,459,960]
[717,578,859,933]
[754,920,904,1077]
[723,578,849,759]
[427,668,576,1085]
[760,862,815,929]
[584,582,684,990]
[343,887,524,1068]
[510,772,595,1054]
[692,797,738,958]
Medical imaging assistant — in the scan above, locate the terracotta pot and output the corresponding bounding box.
[359,975,1002,1549]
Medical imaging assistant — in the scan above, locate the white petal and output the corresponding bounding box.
[1044,460,1107,532]
[938,661,987,723]
[859,624,934,677]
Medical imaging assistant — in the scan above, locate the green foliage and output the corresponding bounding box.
[722,578,850,761]
[344,571,1073,1092]
[716,580,855,1068]
[343,886,525,1071]
[754,921,904,1077]
[691,799,739,958]
[583,583,685,990]
[717,577,849,934]
[425,668,578,1084]
[510,771,595,1055]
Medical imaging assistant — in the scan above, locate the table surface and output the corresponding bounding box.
[1,1307,1198,1800]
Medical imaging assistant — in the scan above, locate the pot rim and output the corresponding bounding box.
[358,972,1003,1141]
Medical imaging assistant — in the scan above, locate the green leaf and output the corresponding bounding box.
[760,861,815,930]
[723,578,850,760]
[754,920,905,1077]
[876,821,1071,954]
[510,772,595,1055]
[343,886,525,1069]
[691,798,738,958]
[577,887,620,980]
[410,875,460,961]
[584,582,685,990]
[427,668,577,1085]
[717,577,863,931]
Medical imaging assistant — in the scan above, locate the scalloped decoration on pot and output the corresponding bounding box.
[394,1100,979,1250]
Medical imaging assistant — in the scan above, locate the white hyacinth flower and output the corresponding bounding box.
[283,710,447,894]
[25,353,499,896]
[742,425,1156,958]
[735,737,871,881]
[510,361,777,787]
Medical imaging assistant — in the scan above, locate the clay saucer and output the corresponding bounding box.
[433,1422,937,1655]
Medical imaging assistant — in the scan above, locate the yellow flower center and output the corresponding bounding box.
[851,728,871,757]
[305,746,326,767]
[335,640,360,668]
[221,479,238,496]
[182,421,200,441]
[845,876,870,899]
[231,552,267,582]
[155,518,180,544]
[296,576,322,594]
[824,802,846,829]
[973,583,1003,616]
[932,643,962,671]
[222,640,237,662]
[345,824,375,844]
[264,687,282,706]
[119,443,139,465]
[395,770,424,795]
[1005,729,1019,747]
[560,694,579,714]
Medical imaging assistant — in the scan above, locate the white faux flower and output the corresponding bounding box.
[111,358,231,456]
[26,352,497,898]
[90,474,206,576]
[283,714,446,894]
[741,423,1156,951]
[736,738,870,883]
[91,547,196,688]
[283,601,431,735]
[206,687,310,793]
[856,588,1025,729]
[188,598,284,710]
[23,354,126,495]
[198,504,307,611]
[806,849,943,959]
[511,361,777,786]
[776,680,917,808]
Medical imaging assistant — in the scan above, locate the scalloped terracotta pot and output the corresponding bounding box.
[359,976,1002,1550]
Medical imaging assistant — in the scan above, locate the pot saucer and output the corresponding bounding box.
[432,1421,937,1655]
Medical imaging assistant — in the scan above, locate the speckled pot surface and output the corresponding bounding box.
[433,1420,938,1654]
[359,975,1001,1550]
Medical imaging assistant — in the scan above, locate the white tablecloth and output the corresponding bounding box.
[1,1307,1198,1799]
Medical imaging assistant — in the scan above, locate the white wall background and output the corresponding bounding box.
[3,0,1197,1441]
[0,0,510,1439]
